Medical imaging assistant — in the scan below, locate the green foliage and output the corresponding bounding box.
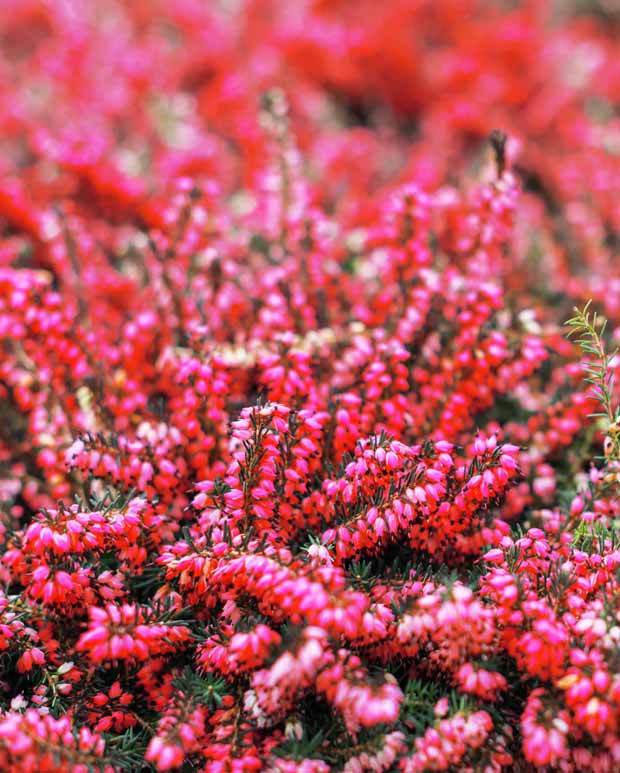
[172,668,228,709]
[566,301,619,451]
[400,679,445,735]
[103,728,155,771]
[572,519,620,552]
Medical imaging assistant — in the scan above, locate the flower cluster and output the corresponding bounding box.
[0,1,619,770]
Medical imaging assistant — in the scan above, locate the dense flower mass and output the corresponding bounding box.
[0,0,619,770]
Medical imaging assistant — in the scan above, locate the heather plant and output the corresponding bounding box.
[567,302,620,473]
[0,1,619,771]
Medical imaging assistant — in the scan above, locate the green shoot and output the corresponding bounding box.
[566,301,619,463]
